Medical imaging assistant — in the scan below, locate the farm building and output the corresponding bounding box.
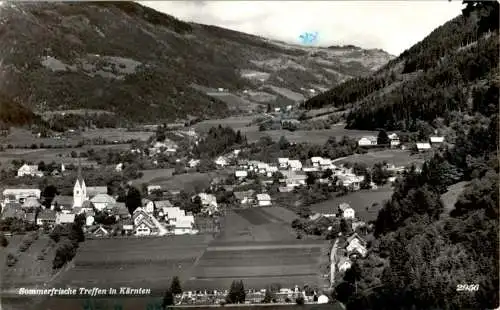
[23,197,41,209]
[147,185,162,195]
[280,170,307,188]
[233,190,255,205]
[142,199,155,213]
[37,209,56,226]
[288,160,303,171]
[416,142,432,152]
[56,213,75,225]
[389,133,400,147]
[337,256,352,272]
[358,136,377,146]
[346,233,368,258]
[90,194,116,212]
[235,170,248,179]
[256,193,272,206]
[278,158,289,169]
[17,164,44,177]
[51,195,73,210]
[430,136,445,144]
[214,156,228,167]
[2,188,41,204]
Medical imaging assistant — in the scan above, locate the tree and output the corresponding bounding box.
[49,225,64,243]
[170,276,182,295]
[267,104,272,113]
[68,223,85,244]
[344,261,363,294]
[295,296,305,305]
[38,161,46,172]
[125,186,142,215]
[306,172,317,185]
[278,135,290,150]
[41,185,58,208]
[226,280,246,304]
[52,240,76,269]
[0,233,8,247]
[322,168,333,179]
[340,218,353,235]
[371,163,390,185]
[162,289,174,309]
[377,130,390,145]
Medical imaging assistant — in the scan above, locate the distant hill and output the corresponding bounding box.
[305,1,499,131]
[0,1,393,126]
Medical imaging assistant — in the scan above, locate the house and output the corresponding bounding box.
[56,213,75,225]
[122,219,134,234]
[337,175,364,191]
[338,203,355,219]
[235,170,248,179]
[233,190,255,205]
[115,163,123,172]
[92,226,109,238]
[346,233,368,257]
[311,157,322,167]
[388,133,400,147]
[160,206,185,225]
[257,163,269,174]
[288,160,302,171]
[256,193,271,206]
[133,208,160,236]
[142,199,155,213]
[430,136,445,144]
[358,136,377,146]
[337,257,352,272]
[147,185,162,195]
[278,186,293,193]
[274,107,281,112]
[319,158,333,170]
[188,159,200,168]
[2,189,41,204]
[416,142,432,152]
[352,221,366,232]
[214,156,228,167]
[90,194,116,212]
[266,165,279,176]
[23,197,41,209]
[278,158,289,169]
[154,200,173,210]
[280,170,307,188]
[51,195,73,210]
[37,209,56,226]
[196,193,218,215]
[111,203,130,220]
[17,164,44,177]
[173,215,197,235]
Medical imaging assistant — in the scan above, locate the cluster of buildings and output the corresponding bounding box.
[1,165,199,238]
[357,132,446,152]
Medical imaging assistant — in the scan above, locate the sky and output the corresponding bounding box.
[141,1,463,56]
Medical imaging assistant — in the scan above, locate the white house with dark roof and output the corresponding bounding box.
[430,136,445,144]
[416,142,432,152]
[278,158,289,169]
[17,164,43,177]
[56,213,75,225]
[257,193,271,206]
[338,203,355,219]
[288,160,302,171]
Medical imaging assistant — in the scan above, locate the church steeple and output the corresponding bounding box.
[73,157,87,208]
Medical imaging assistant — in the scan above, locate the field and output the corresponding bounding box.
[217,207,298,243]
[131,168,174,185]
[309,187,394,222]
[54,235,214,293]
[193,117,379,145]
[0,144,129,167]
[334,149,426,167]
[184,239,329,291]
[81,129,153,141]
[1,233,58,289]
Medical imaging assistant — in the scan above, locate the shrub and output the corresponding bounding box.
[6,253,17,267]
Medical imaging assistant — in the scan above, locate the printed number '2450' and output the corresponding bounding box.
[456,284,479,292]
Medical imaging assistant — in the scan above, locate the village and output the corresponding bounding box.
[0,121,449,306]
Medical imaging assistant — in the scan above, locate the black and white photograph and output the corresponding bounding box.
[0,1,498,309]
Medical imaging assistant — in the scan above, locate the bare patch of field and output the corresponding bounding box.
[441,181,468,215]
[267,85,305,102]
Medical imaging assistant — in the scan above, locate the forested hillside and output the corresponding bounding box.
[305,1,499,132]
[331,2,499,309]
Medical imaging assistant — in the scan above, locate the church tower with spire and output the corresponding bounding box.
[73,158,88,208]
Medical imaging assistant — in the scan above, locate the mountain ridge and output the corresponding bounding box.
[0,1,393,127]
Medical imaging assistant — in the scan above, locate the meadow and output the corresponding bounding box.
[184,239,329,291]
[55,235,214,292]
[309,187,394,222]
[334,149,426,167]
[81,128,153,141]
[131,168,174,185]
[216,207,298,243]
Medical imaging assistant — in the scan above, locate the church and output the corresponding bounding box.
[73,164,88,208]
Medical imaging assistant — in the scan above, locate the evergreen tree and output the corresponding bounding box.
[170,276,182,295]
